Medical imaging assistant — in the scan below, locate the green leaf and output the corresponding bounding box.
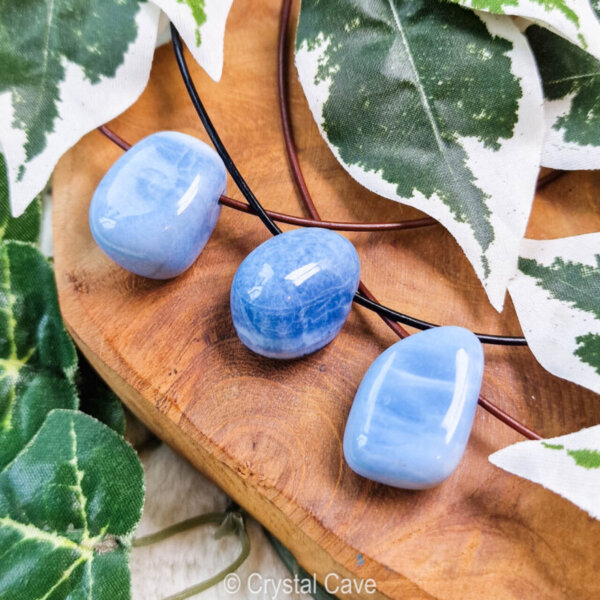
[0,241,78,471]
[0,0,160,216]
[525,25,600,169]
[0,224,142,597]
[0,409,144,600]
[151,0,233,80]
[77,351,126,435]
[446,0,600,60]
[490,425,600,520]
[0,153,41,244]
[508,234,600,392]
[295,0,544,311]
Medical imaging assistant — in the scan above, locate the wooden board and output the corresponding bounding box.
[52,1,600,598]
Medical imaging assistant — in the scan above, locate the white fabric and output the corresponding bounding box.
[132,444,311,600]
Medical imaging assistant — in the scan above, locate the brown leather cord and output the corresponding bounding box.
[98,125,529,343]
[277,0,543,440]
[97,126,437,233]
[97,16,546,439]
[537,168,567,190]
[276,0,409,342]
[219,195,437,231]
[98,123,563,200]
[98,125,131,151]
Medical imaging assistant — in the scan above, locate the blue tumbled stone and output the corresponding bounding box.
[343,326,484,489]
[90,131,226,279]
[230,228,360,359]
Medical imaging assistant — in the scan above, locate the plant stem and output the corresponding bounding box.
[162,513,251,600]
[132,511,251,600]
[132,512,226,547]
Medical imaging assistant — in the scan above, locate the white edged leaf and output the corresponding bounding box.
[490,426,600,520]
[508,234,600,393]
[0,0,161,217]
[295,0,544,311]
[525,24,600,169]
[150,0,234,81]
[448,0,600,60]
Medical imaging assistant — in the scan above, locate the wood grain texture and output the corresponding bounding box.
[52,2,600,598]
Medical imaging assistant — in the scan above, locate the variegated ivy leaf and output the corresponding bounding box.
[490,426,600,520]
[296,0,544,311]
[447,0,600,60]
[0,0,161,217]
[508,234,600,393]
[0,241,78,471]
[526,25,600,169]
[0,409,145,599]
[0,152,41,245]
[149,0,233,81]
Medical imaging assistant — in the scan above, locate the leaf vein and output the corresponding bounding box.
[68,418,90,542]
[386,0,459,186]
[546,72,599,85]
[0,516,90,557]
[38,555,86,600]
[30,0,57,131]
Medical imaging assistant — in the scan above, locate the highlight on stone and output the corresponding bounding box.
[90,131,226,279]
[343,326,485,489]
[230,227,361,359]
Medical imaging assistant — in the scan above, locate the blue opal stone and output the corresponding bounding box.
[343,326,484,489]
[89,131,226,279]
[230,228,360,359]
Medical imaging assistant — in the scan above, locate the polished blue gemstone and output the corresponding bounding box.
[90,131,226,279]
[230,228,360,359]
[343,326,484,489]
